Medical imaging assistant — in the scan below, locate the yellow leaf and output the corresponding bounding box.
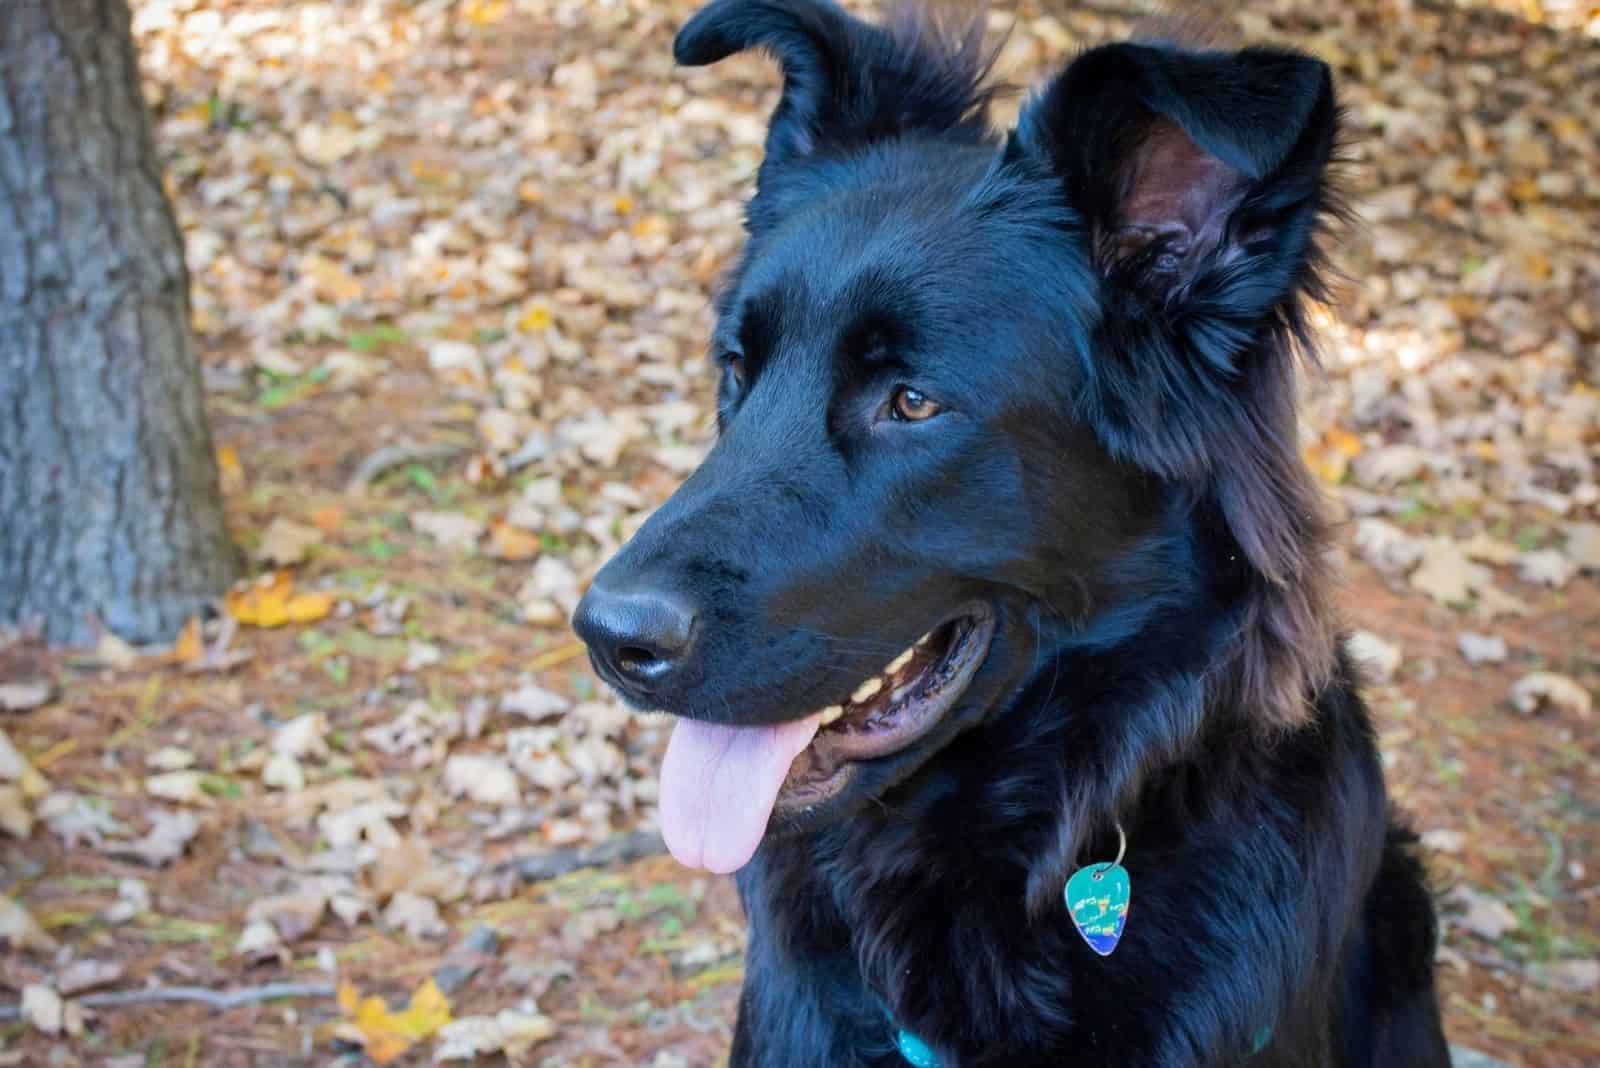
[399,979,452,1037]
[285,592,334,624]
[336,978,453,1065]
[1325,428,1363,458]
[463,0,507,26]
[300,253,364,304]
[173,617,204,664]
[517,304,553,333]
[337,982,360,1014]
[631,214,669,239]
[226,573,329,629]
[216,445,245,494]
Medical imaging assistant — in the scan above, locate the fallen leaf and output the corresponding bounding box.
[216,444,245,494]
[433,1008,556,1061]
[0,729,48,797]
[55,959,123,996]
[1528,959,1599,993]
[172,616,205,664]
[1516,548,1577,588]
[101,878,151,925]
[1352,444,1430,488]
[1508,672,1592,718]
[145,770,214,806]
[248,890,330,943]
[273,713,331,761]
[256,517,323,566]
[500,684,569,722]
[300,253,365,304]
[336,977,453,1065]
[1409,538,1491,606]
[411,511,486,551]
[426,341,486,384]
[145,745,197,771]
[443,754,522,807]
[1448,887,1519,941]
[226,572,335,627]
[1420,829,1465,855]
[488,518,541,561]
[384,889,450,940]
[0,680,54,712]
[102,810,201,867]
[262,752,306,792]
[0,785,32,837]
[94,627,140,669]
[235,918,287,963]
[404,640,444,672]
[1346,630,1403,685]
[1459,532,1519,565]
[21,985,65,1036]
[1456,632,1507,664]
[1563,523,1600,571]
[0,895,57,954]
[1353,518,1425,575]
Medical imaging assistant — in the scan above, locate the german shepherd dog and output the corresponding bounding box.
[572,2,1452,1064]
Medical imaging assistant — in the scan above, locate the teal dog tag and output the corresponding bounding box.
[1065,862,1130,956]
[895,1029,940,1067]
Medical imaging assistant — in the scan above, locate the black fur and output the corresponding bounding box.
[573,3,1451,1064]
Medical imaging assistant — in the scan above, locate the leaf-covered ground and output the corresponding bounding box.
[2,1,1596,1065]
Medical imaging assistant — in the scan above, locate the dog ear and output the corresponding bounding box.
[1012,41,1336,319]
[1006,40,1340,483]
[675,0,994,232]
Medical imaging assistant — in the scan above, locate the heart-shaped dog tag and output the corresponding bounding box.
[1064,862,1130,957]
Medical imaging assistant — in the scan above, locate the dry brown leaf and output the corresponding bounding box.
[256,517,323,566]
[1508,672,1593,719]
[0,895,57,954]
[488,518,541,561]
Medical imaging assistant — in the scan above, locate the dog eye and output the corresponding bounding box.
[721,353,746,389]
[889,386,942,422]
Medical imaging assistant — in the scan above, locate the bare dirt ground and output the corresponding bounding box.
[2,1,1596,1065]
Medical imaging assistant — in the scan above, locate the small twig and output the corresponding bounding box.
[501,829,667,884]
[345,441,468,492]
[0,981,335,1021]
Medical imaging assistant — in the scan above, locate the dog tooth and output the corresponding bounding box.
[885,648,915,674]
[850,677,884,704]
[818,705,844,726]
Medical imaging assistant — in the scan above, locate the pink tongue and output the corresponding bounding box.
[658,712,823,874]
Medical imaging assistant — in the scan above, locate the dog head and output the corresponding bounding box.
[573,0,1339,873]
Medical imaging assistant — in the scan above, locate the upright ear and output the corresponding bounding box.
[1010,41,1340,479]
[675,0,995,232]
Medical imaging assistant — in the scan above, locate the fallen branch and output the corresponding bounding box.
[501,829,667,884]
[345,441,468,492]
[0,981,335,1021]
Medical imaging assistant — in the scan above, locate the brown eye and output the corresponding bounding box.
[890,386,942,422]
[724,354,746,388]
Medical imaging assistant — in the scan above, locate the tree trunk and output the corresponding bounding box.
[0,0,240,646]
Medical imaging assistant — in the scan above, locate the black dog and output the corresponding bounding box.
[573,2,1452,1064]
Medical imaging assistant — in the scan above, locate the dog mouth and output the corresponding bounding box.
[778,604,997,808]
[655,603,995,874]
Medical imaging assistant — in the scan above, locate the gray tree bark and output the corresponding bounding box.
[0,0,240,645]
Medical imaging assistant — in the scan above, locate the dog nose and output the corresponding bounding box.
[572,582,697,688]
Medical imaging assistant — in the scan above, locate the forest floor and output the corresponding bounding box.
[2,0,1597,1065]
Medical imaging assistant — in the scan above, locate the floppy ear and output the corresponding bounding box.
[675,0,995,232]
[1010,41,1340,480]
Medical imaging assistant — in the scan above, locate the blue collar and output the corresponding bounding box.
[891,1024,1273,1065]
